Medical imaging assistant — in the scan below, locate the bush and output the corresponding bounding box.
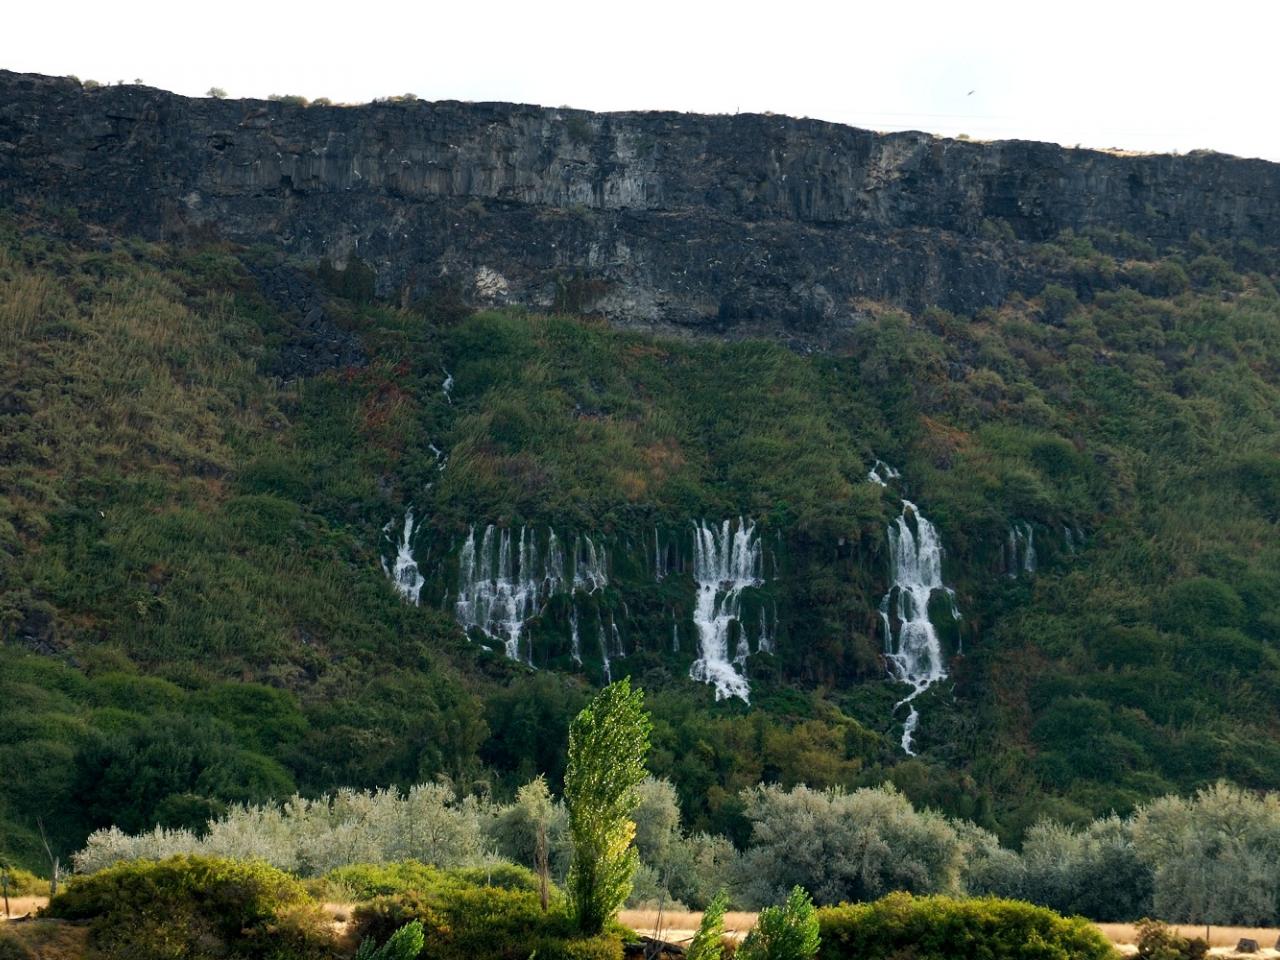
[44,855,334,960]
[325,861,543,901]
[0,867,47,896]
[351,884,622,960]
[357,920,426,960]
[740,886,820,960]
[1134,919,1208,960]
[817,893,1117,960]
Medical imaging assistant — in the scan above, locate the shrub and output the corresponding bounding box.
[0,934,32,960]
[735,784,982,907]
[740,886,820,960]
[817,893,1117,960]
[325,861,543,901]
[356,920,426,960]
[0,867,47,896]
[44,855,334,960]
[351,883,621,960]
[1134,919,1208,960]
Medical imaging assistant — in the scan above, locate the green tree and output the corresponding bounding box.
[687,890,730,960]
[565,678,653,935]
[740,886,820,960]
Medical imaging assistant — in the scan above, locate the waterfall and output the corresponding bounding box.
[383,509,425,606]
[449,524,612,664]
[1005,521,1037,577]
[688,519,763,702]
[569,604,582,664]
[598,616,612,683]
[573,535,608,593]
[880,499,960,755]
[453,525,552,662]
[868,459,902,487]
[758,604,775,654]
[441,367,454,403]
[428,443,448,473]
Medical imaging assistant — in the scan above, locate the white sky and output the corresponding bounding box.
[6,0,1279,161]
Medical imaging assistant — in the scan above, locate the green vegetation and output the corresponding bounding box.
[355,921,425,960]
[350,882,622,960]
[741,886,820,960]
[1134,920,1208,960]
[687,890,730,960]
[565,679,653,934]
[817,892,1118,960]
[43,855,334,959]
[2,208,1280,904]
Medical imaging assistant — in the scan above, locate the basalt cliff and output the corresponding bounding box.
[3,68,1279,343]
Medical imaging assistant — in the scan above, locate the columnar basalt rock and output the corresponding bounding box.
[4,70,1279,342]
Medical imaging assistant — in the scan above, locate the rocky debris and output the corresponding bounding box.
[4,601,62,655]
[3,70,1280,345]
[245,261,364,378]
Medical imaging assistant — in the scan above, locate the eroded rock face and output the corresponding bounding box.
[3,70,1279,342]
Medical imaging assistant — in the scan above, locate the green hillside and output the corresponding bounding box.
[3,209,1280,869]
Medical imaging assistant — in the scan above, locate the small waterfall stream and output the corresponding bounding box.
[1005,521,1037,577]
[382,509,425,605]
[871,463,961,754]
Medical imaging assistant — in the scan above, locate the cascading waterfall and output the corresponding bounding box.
[441,367,454,404]
[449,524,610,664]
[382,509,425,606]
[688,519,764,702]
[868,459,902,487]
[573,535,608,593]
[869,461,961,755]
[1005,521,1037,577]
[453,525,552,662]
[880,500,960,755]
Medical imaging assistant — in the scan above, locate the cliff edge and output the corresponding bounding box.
[3,70,1278,340]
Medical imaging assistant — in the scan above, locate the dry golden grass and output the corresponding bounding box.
[1,896,49,920]
[619,909,757,943]
[0,918,89,959]
[1097,923,1280,952]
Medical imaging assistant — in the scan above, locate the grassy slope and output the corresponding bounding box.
[2,214,1279,866]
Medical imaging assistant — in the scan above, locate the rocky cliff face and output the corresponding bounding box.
[4,69,1279,341]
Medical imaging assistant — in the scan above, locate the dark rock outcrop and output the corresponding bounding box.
[3,70,1279,342]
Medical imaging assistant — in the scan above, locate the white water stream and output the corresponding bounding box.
[871,463,961,754]
[382,509,425,606]
[688,519,763,702]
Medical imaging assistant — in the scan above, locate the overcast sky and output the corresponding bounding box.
[7,0,1278,161]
